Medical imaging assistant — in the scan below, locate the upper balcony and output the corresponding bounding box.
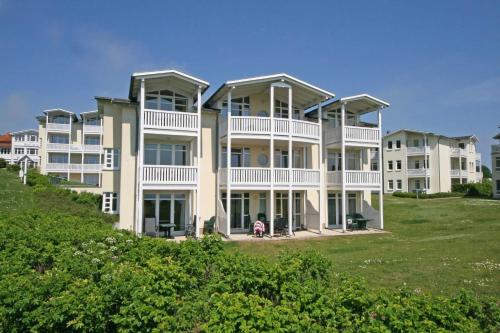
[83,124,102,134]
[219,167,320,189]
[47,122,71,132]
[325,125,380,147]
[47,143,101,153]
[220,116,320,142]
[450,147,467,157]
[143,110,199,136]
[407,168,430,177]
[46,163,102,173]
[326,170,381,189]
[450,169,468,178]
[406,146,429,156]
[142,165,198,189]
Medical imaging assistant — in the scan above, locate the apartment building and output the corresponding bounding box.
[37,69,388,238]
[37,110,103,186]
[382,129,482,194]
[0,130,40,168]
[492,127,500,199]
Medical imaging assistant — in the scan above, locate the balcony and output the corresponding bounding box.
[327,171,381,188]
[492,144,500,154]
[325,125,380,147]
[47,143,102,153]
[450,147,466,157]
[219,167,320,188]
[143,110,198,135]
[450,169,468,178]
[406,146,429,156]
[47,123,71,132]
[142,165,198,187]
[221,116,320,142]
[407,168,430,177]
[46,163,102,172]
[83,124,102,134]
[12,141,39,147]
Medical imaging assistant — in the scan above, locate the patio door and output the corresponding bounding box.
[223,192,250,232]
[293,192,301,230]
[143,193,187,236]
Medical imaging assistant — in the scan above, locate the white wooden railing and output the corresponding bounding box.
[47,143,101,153]
[143,110,198,131]
[47,143,69,151]
[406,146,428,155]
[407,168,429,177]
[83,124,102,133]
[225,116,320,140]
[450,148,466,157]
[327,171,381,186]
[344,126,380,143]
[291,168,320,185]
[142,165,197,184]
[274,168,289,184]
[46,163,102,172]
[47,123,71,131]
[219,168,320,186]
[450,169,468,178]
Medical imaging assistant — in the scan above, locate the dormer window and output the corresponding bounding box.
[145,90,188,112]
[222,97,250,116]
[275,100,289,119]
[49,115,70,124]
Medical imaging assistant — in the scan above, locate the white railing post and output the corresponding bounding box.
[288,87,293,236]
[318,101,324,234]
[270,84,274,237]
[196,86,201,238]
[341,103,347,232]
[135,78,145,234]
[378,108,384,229]
[226,90,232,237]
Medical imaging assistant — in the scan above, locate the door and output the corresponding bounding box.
[328,193,343,228]
[224,192,250,231]
[293,192,301,230]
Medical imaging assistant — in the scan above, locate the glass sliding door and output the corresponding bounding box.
[173,194,186,232]
[143,192,188,236]
[222,192,250,232]
[293,192,301,230]
[327,193,342,228]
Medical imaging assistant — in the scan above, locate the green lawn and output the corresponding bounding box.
[227,194,500,297]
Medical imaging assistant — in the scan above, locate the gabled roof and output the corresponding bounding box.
[128,69,209,101]
[39,109,78,122]
[0,132,11,148]
[204,73,334,109]
[450,135,479,142]
[307,94,389,117]
[11,129,38,135]
[383,129,479,142]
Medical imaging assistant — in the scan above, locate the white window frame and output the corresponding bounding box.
[274,100,289,119]
[103,192,119,214]
[222,96,250,116]
[387,141,393,150]
[104,148,120,170]
[15,148,24,155]
[145,89,188,112]
[396,140,401,150]
[388,160,393,171]
[495,157,500,172]
[396,179,402,190]
[388,180,394,191]
[396,160,402,171]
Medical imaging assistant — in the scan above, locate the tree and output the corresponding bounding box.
[481,165,492,179]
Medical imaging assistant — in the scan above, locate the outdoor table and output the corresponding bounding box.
[355,219,371,230]
[159,223,176,238]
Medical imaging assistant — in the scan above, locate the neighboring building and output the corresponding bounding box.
[0,130,40,167]
[492,127,500,199]
[382,129,482,194]
[37,110,103,186]
[37,69,389,237]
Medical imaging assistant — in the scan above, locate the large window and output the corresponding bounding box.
[15,148,24,155]
[49,134,69,144]
[84,136,100,145]
[259,192,267,216]
[49,154,68,163]
[415,179,420,190]
[84,174,99,186]
[275,192,289,218]
[48,115,70,124]
[346,152,359,170]
[274,149,289,168]
[222,147,250,168]
[145,90,188,112]
[144,144,187,166]
[222,97,250,116]
[0,148,10,154]
[27,148,38,155]
[103,192,119,214]
[327,152,342,171]
[104,148,120,169]
[274,100,289,119]
[84,155,100,164]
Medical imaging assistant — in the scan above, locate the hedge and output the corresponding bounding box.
[452,180,492,197]
[0,158,6,168]
[392,191,463,199]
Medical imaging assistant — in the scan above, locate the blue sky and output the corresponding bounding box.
[0,0,499,165]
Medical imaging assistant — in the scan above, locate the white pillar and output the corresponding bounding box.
[288,87,293,236]
[81,115,85,183]
[318,101,324,233]
[98,117,103,187]
[196,86,202,238]
[226,90,232,237]
[341,103,347,232]
[67,115,71,180]
[269,85,275,237]
[136,78,145,234]
[45,114,48,175]
[378,108,384,229]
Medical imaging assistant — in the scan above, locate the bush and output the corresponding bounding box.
[0,158,6,168]
[6,163,20,172]
[392,191,463,199]
[452,180,492,197]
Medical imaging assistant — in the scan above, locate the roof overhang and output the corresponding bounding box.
[11,129,38,135]
[128,69,209,102]
[42,109,78,121]
[307,94,389,118]
[204,73,334,110]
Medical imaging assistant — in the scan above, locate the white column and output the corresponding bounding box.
[341,103,347,232]
[288,87,293,236]
[196,86,202,238]
[67,115,71,180]
[378,108,384,229]
[98,117,103,187]
[318,101,324,234]
[269,85,275,237]
[226,90,232,237]
[136,79,145,234]
[45,114,49,175]
[81,115,85,183]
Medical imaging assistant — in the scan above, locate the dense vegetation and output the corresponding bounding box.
[392,191,463,199]
[452,179,493,197]
[0,170,499,332]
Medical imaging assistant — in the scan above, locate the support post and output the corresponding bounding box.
[67,115,71,181]
[196,86,202,238]
[318,101,324,233]
[378,108,384,229]
[341,103,347,232]
[269,85,275,237]
[226,90,232,237]
[135,78,145,234]
[288,87,293,236]
[81,115,85,183]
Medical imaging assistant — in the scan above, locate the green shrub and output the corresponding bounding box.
[6,163,20,172]
[393,191,463,199]
[26,169,51,187]
[0,158,6,168]
[452,180,492,197]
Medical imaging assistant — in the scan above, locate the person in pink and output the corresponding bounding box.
[254,220,265,238]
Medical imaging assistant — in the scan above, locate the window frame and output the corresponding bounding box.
[388,160,393,171]
[387,140,393,150]
[103,192,119,214]
[388,180,394,191]
[104,148,120,170]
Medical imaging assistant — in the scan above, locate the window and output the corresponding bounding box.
[387,141,393,150]
[104,148,120,169]
[84,155,100,164]
[396,160,402,170]
[15,148,24,155]
[327,152,342,171]
[27,148,38,155]
[346,152,359,170]
[0,148,10,154]
[388,160,393,171]
[103,192,119,214]
[222,97,250,116]
[222,147,250,168]
[415,179,420,190]
[396,140,401,149]
[388,180,394,191]
[49,115,70,124]
[275,192,289,218]
[49,134,69,144]
[458,142,465,149]
[397,179,402,190]
[49,154,68,163]
[415,160,420,169]
[85,117,100,125]
[413,139,420,147]
[15,135,24,142]
[475,162,480,172]
[274,100,289,118]
[83,174,99,186]
[496,180,500,195]
[144,144,186,166]
[84,136,100,145]
[259,193,267,216]
[348,193,357,215]
[29,135,37,141]
[145,90,188,112]
[274,149,289,168]
[496,157,500,171]
[370,159,378,171]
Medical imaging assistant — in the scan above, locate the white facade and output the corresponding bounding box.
[492,128,500,199]
[382,130,483,194]
[0,129,40,167]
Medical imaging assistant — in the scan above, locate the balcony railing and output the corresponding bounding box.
[47,123,71,131]
[406,146,429,155]
[450,148,466,157]
[219,167,320,186]
[83,124,102,133]
[450,169,468,178]
[47,143,101,153]
[327,171,381,187]
[492,144,500,154]
[223,116,320,141]
[46,163,102,172]
[325,125,380,146]
[143,110,198,132]
[142,165,197,185]
[407,168,429,177]
[12,141,39,147]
